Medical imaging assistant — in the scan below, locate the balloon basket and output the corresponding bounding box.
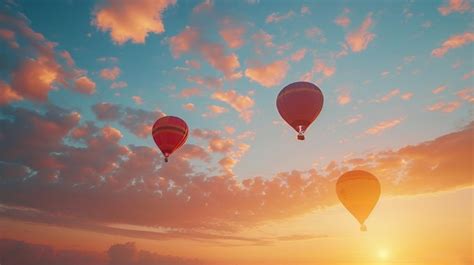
[297,134,305,140]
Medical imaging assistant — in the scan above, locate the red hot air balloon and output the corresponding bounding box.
[276,81,324,140]
[152,116,189,162]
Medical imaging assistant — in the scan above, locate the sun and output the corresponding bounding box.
[377,248,390,260]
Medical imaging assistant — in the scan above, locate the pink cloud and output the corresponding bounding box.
[100,66,121,80]
[300,6,311,15]
[438,0,471,15]
[182,103,195,111]
[346,13,375,52]
[252,30,274,48]
[169,27,240,78]
[365,118,403,135]
[0,12,94,102]
[427,101,461,113]
[380,88,400,102]
[179,87,202,98]
[345,114,362,124]
[245,60,289,87]
[290,48,307,62]
[304,27,326,42]
[335,8,351,27]
[401,92,413,100]
[0,80,23,105]
[211,90,254,122]
[219,18,245,49]
[0,28,19,48]
[193,0,213,13]
[199,43,241,78]
[92,0,176,44]
[302,59,336,81]
[431,32,474,57]
[314,60,336,77]
[169,27,200,58]
[266,10,295,23]
[110,81,128,89]
[132,96,143,105]
[185,59,201,69]
[74,76,96,95]
[432,85,447,94]
[207,105,228,114]
[462,70,474,80]
[187,76,223,89]
[456,87,474,103]
[224,126,235,134]
[337,90,351,105]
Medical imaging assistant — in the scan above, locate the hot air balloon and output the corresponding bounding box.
[336,170,381,231]
[152,116,189,162]
[276,81,324,140]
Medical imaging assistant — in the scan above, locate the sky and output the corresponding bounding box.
[0,0,472,264]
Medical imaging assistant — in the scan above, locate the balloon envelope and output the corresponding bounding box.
[152,116,189,162]
[336,170,381,231]
[276,81,324,140]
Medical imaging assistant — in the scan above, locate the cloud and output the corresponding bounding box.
[438,0,471,16]
[252,30,274,48]
[193,0,213,13]
[266,10,295,23]
[211,90,254,122]
[92,0,176,45]
[185,60,201,69]
[0,11,94,103]
[179,87,202,98]
[300,6,311,15]
[74,76,96,95]
[0,28,19,48]
[431,32,474,57]
[0,239,202,265]
[380,88,400,102]
[187,76,223,89]
[290,48,307,62]
[401,92,413,100]
[182,103,195,111]
[0,105,472,232]
[345,114,362,124]
[110,81,128,89]
[169,27,200,57]
[337,90,351,105]
[219,18,245,49]
[169,27,240,78]
[245,60,289,87]
[456,87,474,103]
[365,118,403,135]
[301,59,335,82]
[462,70,474,80]
[304,27,325,42]
[334,8,351,27]
[427,101,462,112]
[100,66,121,80]
[0,80,22,105]
[432,85,447,94]
[346,13,375,52]
[92,103,163,138]
[132,96,143,105]
[205,105,228,117]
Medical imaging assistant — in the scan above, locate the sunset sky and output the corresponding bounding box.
[0,0,473,264]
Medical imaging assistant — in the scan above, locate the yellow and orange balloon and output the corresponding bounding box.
[336,170,381,231]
